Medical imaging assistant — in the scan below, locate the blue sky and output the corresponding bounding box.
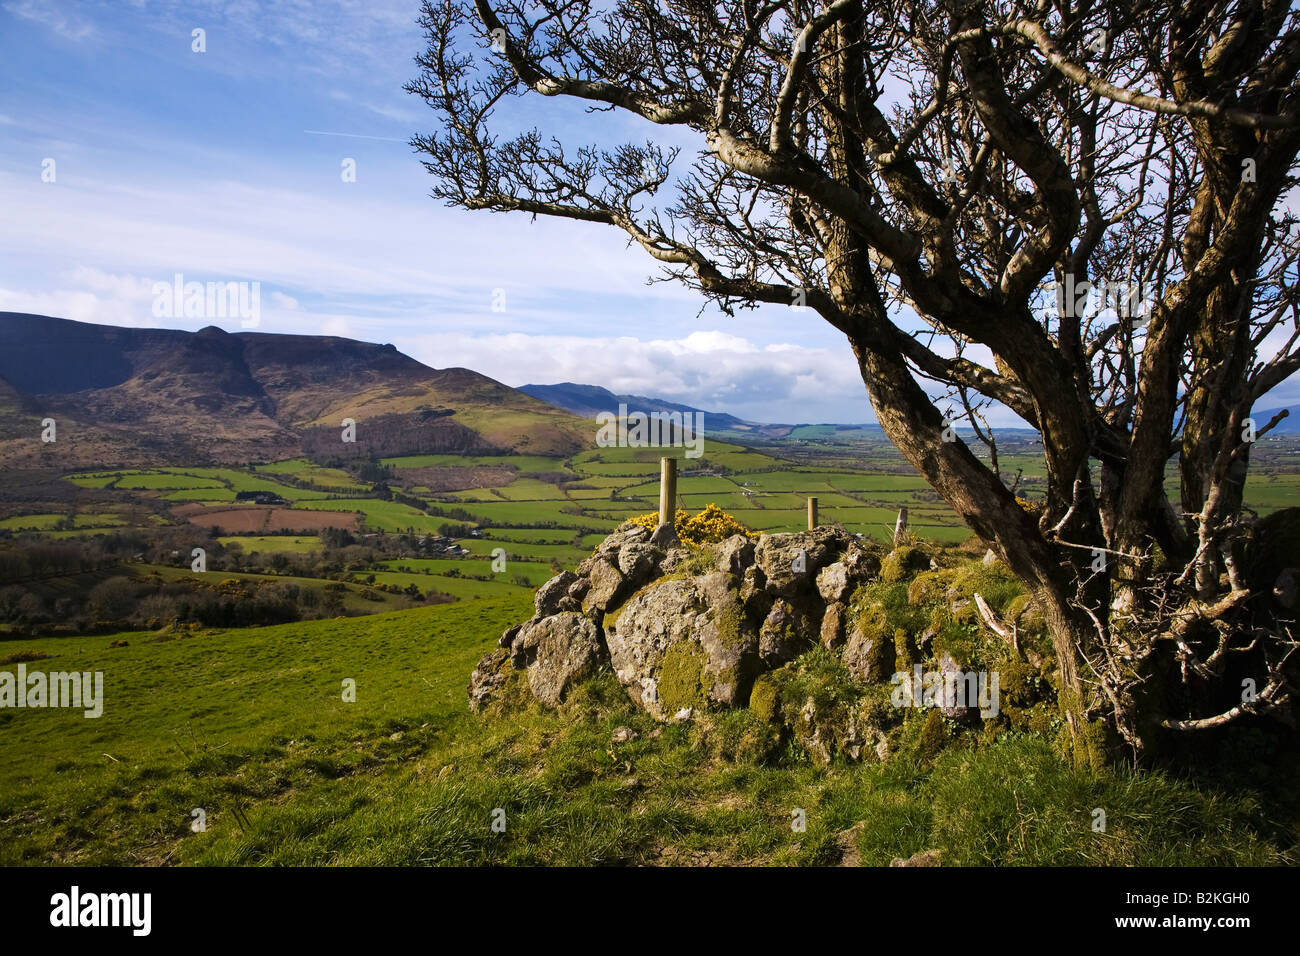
[1,1,1295,428]
[0,0,873,424]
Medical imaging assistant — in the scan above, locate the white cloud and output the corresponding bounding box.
[3,0,94,40]
[270,291,299,310]
[0,167,695,313]
[402,329,871,423]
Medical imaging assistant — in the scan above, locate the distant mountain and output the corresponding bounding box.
[0,313,589,468]
[1252,405,1300,434]
[519,382,799,437]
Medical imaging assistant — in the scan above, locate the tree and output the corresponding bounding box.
[409,0,1300,761]
[88,576,139,622]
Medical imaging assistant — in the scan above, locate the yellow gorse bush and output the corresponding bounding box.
[1015,495,1047,517]
[629,503,756,546]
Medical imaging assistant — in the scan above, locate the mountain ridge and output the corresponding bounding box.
[518,381,802,437]
[0,313,590,468]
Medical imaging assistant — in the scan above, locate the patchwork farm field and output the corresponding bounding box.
[179,506,363,534]
[9,435,1298,617]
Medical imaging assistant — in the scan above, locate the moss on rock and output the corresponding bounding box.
[919,708,948,765]
[881,546,930,584]
[906,570,946,606]
[658,641,708,714]
[894,626,917,669]
[749,673,781,724]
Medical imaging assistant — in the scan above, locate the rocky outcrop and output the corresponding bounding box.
[469,522,950,731]
[466,520,1063,770]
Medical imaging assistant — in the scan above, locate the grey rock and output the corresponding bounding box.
[795,698,833,765]
[649,522,679,548]
[739,563,767,605]
[581,555,627,613]
[875,735,890,762]
[525,612,605,707]
[659,547,692,574]
[714,534,756,576]
[535,571,579,617]
[509,618,541,668]
[498,623,521,649]
[754,528,843,598]
[468,648,511,712]
[816,562,852,603]
[567,576,590,602]
[843,619,896,683]
[759,598,812,666]
[599,522,651,554]
[617,541,664,586]
[606,572,755,720]
[938,651,979,722]
[820,601,847,650]
[841,540,882,582]
[890,849,942,867]
[836,822,865,867]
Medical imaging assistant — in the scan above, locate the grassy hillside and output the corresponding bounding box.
[0,597,531,864]
[1,594,1291,866]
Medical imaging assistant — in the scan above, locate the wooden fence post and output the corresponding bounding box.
[659,457,677,530]
[807,496,818,530]
[893,507,909,547]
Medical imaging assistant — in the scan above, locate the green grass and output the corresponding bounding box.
[135,565,411,614]
[63,471,148,488]
[383,454,568,473]
[451,501,615,531]
[254,459,369,490]
[218,536,322,554]
[0,513,66,531]
[0,597,530,864]
[734,471,930,492]
[165,488,239,502]
[478,529,584,544]
[368,571,532,599]
[0,513,129,532]
[381,557,555,585]
[183,469,333,500]
[0,594,1290,866]
[291,498,444,533]
[453,539,587,565]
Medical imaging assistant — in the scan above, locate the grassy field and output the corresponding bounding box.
[217,536,322,554]
[292,498,446,534]
[381,454,571,473]
[254,459,370,490]
[32,438,1249,566]
[0,594,1289,866]
[134,565,416,614]
[0,513,128,532]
